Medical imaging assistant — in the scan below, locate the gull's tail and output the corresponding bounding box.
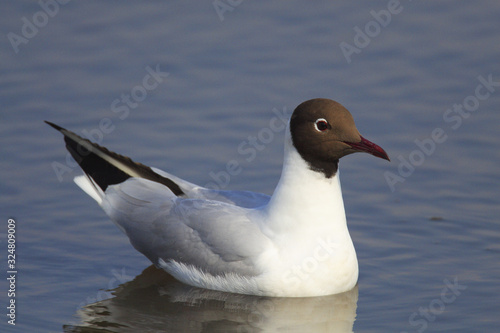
[45,121,184,204]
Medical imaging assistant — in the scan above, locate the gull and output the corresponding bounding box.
[46,98,389,297]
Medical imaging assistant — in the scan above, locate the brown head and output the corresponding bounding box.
[290,98,389,178]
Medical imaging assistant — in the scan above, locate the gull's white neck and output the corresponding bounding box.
[255,126,358,296]
[262,127,349,240]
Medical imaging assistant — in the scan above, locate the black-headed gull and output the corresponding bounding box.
[47,98,389,297]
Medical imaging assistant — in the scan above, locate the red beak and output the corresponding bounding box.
[344,136,390,161]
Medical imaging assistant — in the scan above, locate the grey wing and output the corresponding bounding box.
[151,167,271,208]
[45,122,272,277]
[102,177,271,277]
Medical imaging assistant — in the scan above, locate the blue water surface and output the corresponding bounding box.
[1,1,499,332]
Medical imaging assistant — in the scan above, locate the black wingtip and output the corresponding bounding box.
[46,120,185,196]
[45,121,65,132]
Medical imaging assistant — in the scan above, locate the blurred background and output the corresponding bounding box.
[1,1,499,332]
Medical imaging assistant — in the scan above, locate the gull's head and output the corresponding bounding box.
[289,98,390,178]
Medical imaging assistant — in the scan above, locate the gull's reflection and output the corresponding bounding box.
[64,266,358,332]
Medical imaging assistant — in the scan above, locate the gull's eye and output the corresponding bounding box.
[314,118,329,132]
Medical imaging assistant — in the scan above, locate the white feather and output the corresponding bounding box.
[74,175,104,204]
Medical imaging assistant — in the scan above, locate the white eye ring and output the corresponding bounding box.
[314,118,329,132]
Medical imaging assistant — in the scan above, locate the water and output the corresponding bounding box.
[1,1,499,332]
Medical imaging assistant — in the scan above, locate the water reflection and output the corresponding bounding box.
[64,266,358,332]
